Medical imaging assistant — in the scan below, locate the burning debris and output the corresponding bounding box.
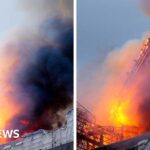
[77,103,141,150]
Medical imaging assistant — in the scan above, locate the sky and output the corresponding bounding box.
[78,0,150,71]
[0,0,25,41]
[78,0,150,109]
[0,0,73,42]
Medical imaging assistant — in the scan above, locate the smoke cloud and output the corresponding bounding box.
[20,0,73,23]
[0,0,73,138]
[89,32,150,133]
[93,39,143,125]
[9,19,73,132]
[80,33,150,130]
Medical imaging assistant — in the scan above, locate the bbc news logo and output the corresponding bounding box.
[0,130,20,138]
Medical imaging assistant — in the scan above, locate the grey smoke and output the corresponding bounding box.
[20,0,73,23]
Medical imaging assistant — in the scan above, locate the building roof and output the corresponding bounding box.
[96,131,150,150]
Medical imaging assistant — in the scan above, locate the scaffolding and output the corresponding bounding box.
[125,37,150,85]
[77,103,141,150]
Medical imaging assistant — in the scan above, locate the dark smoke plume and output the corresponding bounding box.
[6,18,73,133]
[0,0,73,135]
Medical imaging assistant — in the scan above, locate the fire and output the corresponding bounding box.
[0,50,22,144]
[108,87,138,126]
[108,96,134,126]
[110,101,129,125]
[0,102,19,129]
[92,37,150,145]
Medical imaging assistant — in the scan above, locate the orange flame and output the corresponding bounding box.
[94,39,145,130]
[0,49,23,143]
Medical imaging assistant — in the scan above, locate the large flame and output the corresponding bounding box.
[93,36,150,136]
[0,51,22,143]
[110,101,130,125]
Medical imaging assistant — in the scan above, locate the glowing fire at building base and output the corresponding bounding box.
[77,103,142,150]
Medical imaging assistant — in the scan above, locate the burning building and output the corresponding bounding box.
[97,130,150,150]
[0,0,73,148]
[77,36,150,149]
[0,17,73,143]
[77,103,141,150]
[0,109,73,150]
